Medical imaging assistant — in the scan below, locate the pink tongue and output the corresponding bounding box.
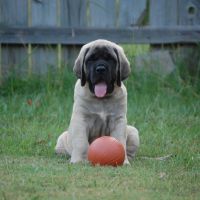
[94,82,107,98]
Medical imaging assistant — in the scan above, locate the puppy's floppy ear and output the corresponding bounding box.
[73,47,89,86]
[114,48,122,87]
[114,46,131,87]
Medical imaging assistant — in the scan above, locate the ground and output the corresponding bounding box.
[0,51,199,199]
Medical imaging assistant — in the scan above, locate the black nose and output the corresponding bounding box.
[96,65,106,73]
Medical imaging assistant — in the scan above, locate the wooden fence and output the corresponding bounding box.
[0,0,200,78]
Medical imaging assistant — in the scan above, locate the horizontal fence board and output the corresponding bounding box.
[0,26,200,44]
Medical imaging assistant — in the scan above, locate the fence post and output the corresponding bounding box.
[175,0,200,76]
[0,44,2,84]
[60,0,87,67]
[148,0,200,76]
[28,0,32,77]
[0,0,29,78]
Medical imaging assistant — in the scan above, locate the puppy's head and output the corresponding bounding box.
[74,39,131,98]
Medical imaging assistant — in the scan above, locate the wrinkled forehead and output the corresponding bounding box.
[85,44,117,59]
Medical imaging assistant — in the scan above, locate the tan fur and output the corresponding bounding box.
[55,40,139,164]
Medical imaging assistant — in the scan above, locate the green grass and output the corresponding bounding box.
[0,60,200,199]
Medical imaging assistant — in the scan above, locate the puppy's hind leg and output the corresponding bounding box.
[55,131,70,156]
[126,126,139,161]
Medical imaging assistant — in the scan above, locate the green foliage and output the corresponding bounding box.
[0,60,199,199]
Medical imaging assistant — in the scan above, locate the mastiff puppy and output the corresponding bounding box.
[55,39,139,164]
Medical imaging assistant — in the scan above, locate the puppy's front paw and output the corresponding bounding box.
[70,158,88,164]
[123,159,130,166]
[70,153,88,164]
[70,157,82,164]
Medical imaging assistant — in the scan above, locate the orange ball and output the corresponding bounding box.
[87,136,125,167]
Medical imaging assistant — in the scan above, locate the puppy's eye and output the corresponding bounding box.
[103,53,110,59]
[89,54,98,61]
